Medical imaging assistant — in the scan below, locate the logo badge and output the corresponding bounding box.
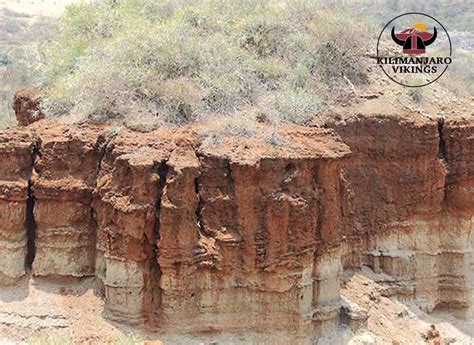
[377,13,452,87]
[391,23,437,55]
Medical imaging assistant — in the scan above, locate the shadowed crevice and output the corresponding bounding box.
[90,133,113,276]
[144,159,169,325]
[194,175,205,235]
[438,118,447,160]
[154,160,170,247]
[25,180,36,270]
[25,140,41,271]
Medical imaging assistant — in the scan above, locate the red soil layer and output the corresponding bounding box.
[0,114,472,341]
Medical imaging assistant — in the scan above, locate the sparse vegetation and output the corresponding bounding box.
[1,0,472,131]
[35,0,369,127]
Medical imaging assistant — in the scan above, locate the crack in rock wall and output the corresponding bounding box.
[157,151,347,335]
[327,116,474,317]
[0,128,36,284]
[92,128,174,325]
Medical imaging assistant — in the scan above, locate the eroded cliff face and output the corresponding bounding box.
[327,116,474,318]
[0,120,353,340]
[0,115,472,341]
[0,128,35,284]
[158,130,348,336]
[31,125,105,278]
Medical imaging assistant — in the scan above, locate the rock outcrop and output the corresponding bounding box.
[31,124,105,278]
[0,127,35,284]
[0,114,472,341]
[93,128,174,325]
[157,127,349,337]
[0,120,352,341]
[327,115,474,318]
[13,89,44,127]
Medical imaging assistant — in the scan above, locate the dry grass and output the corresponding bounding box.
[35,0,370,128]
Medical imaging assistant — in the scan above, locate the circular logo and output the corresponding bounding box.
[377,13,452,87]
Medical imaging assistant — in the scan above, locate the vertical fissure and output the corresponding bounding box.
[194,152,206,236]
[25,140,41,270]
[154,160,169,250]
[90,133,112,277]
[25,180,36,270]
[95,134,111,174]
[438,118,447,161]
[192,153,220,267]
[437,118,449,209]
[313,165,324,257]
[194,175,205,234]
[145,159,169,324]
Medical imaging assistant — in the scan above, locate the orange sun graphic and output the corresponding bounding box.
[413,22,427,32]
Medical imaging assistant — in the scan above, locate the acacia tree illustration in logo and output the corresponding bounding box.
[391,22,437,54]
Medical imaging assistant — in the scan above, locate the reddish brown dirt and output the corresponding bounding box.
[0,113,472,343]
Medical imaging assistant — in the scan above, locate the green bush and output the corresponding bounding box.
[36,0,370,127]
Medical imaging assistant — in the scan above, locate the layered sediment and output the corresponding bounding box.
[327,116,474,317]
[31,125,105,277]
[158,128,349,336]
[0,114,472,340]
[0,127,35,284]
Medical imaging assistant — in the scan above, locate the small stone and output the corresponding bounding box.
[13,88,44,126]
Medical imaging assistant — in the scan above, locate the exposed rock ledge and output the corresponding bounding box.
[0,115,472,343]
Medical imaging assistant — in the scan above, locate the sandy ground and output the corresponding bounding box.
[336,267,474,345]
[0,276,295,344]
[0,270,472,344]
[0,276,151,344]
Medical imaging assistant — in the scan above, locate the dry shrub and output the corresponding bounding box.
[34,0,370,128]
